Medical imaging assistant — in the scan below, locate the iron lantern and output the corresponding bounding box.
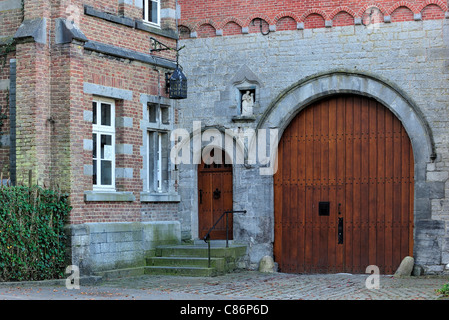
[166,67,187,99]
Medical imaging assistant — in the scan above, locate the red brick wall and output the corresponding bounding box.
[0,2,22,178]
[10,0,179,225]
[0,7,22,37]
[178,0,448,36]
[0,55,13,178]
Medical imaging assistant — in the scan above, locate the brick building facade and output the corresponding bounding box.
[1,0,449,275]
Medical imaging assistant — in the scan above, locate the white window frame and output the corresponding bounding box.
[92,98,116,192]
[143,0,161,27]
[147,131,165,193]
[146,102,170,193]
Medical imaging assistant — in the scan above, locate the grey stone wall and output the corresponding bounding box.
[177,19,449,272]
[66,221,181,275]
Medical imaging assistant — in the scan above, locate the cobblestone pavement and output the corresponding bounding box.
[1,271,448,300]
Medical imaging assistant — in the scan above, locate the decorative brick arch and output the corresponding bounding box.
[274,12,301,24]
[356,3,389,17]
[299,8,329,22]
[416,0,448,12]
[329,6,357,20]
[192,19,219,33]
[386,1,419,15]
[243,14,274,28]
[218,16,245,30]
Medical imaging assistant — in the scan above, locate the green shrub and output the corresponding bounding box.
[436,283,449,298]
[0,185,71,282]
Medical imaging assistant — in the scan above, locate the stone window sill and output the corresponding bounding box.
[140,192,181,203]
[232,115,256,123]
[84,191,136,202]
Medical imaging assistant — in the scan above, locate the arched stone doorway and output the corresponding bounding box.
[257,71,443,273]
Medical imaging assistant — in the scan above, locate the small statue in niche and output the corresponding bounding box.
[241,90,254,116]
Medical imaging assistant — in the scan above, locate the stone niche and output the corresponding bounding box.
[228,65,262,123]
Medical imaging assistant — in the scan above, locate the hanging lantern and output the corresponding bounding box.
[149,37,188,99]
[167,67,188,99]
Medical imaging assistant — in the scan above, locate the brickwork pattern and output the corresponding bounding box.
[177,0,448,38]
[1,0,181,228]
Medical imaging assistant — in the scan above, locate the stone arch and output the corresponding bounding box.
[256,70,445,272]
[257,70,435,166]
[258,70,444,270]
[175,126,248,239]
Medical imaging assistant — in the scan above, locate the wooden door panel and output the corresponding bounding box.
[198,153,233,240]
[274,94,414,274]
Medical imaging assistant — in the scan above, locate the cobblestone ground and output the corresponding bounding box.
[99,271,448,300]
[2,271,446,300]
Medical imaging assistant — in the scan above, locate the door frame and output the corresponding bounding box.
[197,148,234,240]
[258,71,443,272]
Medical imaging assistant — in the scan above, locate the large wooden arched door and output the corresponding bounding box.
[274,94,414,274]
[198,150,233,240]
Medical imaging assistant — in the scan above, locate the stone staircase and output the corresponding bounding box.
[145,240,248,277]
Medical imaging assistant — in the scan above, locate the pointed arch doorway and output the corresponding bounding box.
[274,94,414,274]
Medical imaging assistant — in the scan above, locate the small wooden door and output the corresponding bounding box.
[198,150,233,240]
[274,95,414,274]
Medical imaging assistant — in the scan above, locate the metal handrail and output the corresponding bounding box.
[203,210,246,267]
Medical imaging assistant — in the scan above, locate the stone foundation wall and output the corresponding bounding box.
[66,221,181,275]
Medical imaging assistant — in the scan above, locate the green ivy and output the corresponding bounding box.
[0,186,71,282]
[0,89,8,147]
[0,38,15,68]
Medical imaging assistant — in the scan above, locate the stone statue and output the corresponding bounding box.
[241,91,254,116]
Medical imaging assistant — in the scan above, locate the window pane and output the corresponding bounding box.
[148,104,157,122]
[100,135,112,160]
[150,0,158,23]
[101,160,112,185]
[93,102,97,125]
[92,133,97,159]
[156,132,162,191]
[161,106,169,124]
[101,103,111,126]
[93,160,97,185]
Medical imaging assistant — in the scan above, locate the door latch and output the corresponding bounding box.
[338,217,344,244]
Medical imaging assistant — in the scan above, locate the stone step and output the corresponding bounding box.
[193,239,237,247]
[155,244,247,258]
[147,242,247,277]
[144,266,219,277]
[146,256,226,271]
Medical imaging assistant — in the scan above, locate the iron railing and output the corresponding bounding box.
[203,210,246,267]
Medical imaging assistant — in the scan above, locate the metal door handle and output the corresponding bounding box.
[213,188,221,199]
[199,189,202,204]
[338,217,344,244]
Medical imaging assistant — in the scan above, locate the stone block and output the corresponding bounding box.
[14,18,47,44]
[394,256,414,277]
[412,264,424,276]
[258,256,275,273]
[427,171,449,182]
